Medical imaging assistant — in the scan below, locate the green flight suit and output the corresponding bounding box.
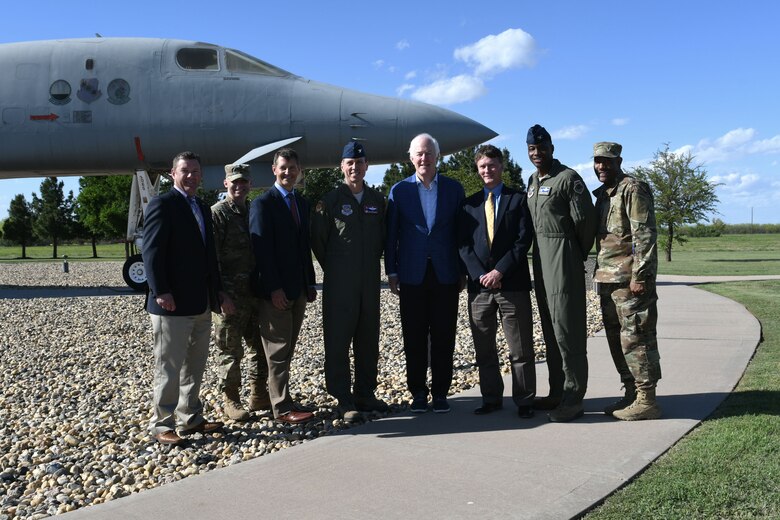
[527,159,596,405]
[310,183,386,405]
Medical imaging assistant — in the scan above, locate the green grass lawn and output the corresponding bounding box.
[657,233,780,276]
[586,280,780,519]
[0,242,127,261]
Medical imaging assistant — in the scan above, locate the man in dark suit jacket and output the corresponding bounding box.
[143,151,235,445]
[250,148,317,424]
[386,133,465,414]
[458,145,536,419]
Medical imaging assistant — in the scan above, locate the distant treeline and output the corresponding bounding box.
[680,220,780,237]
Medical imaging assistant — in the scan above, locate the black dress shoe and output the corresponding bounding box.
[533,396,561,410]
[474,402,503,415]
[517,406,535,419]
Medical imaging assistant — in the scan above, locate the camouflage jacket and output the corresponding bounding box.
[211,198,255,297]
[593,172,657,284]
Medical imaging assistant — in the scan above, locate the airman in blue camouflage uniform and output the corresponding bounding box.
[592,142,662,421]
[212,164,270,421]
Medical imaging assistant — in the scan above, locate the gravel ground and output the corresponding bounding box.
[0,260,601,519]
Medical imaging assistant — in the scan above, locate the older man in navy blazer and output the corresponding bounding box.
[143,151,235,445]
[458,144,536,419]
[386,133,465,413]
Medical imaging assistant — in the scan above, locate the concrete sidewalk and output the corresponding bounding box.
[64,277,765,519]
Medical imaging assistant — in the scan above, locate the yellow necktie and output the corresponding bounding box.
[486,191,495,249]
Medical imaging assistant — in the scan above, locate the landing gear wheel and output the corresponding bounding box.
[122,254,147,292]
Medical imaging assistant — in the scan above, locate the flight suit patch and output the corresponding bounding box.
[539,186,551,196]
[364,205,379,214]
[528,186,535,198]
[341,204,353,216]
[573,181,585,195]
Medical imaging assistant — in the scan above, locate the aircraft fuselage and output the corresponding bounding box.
[0,38,497,188]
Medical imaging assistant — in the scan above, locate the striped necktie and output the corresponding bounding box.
[188,196,206,242]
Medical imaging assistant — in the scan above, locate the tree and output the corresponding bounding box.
[3,194,34,258]
[300,167,343,206]
[380,146,524,196]
[76,176,133,257]
[630,145,720,261]
[441,146,525,195]
[380,162,415,195]
[31,177,75,259]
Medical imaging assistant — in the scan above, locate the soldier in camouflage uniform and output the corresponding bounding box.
[526,125,596,423]
[592,142,662,420]
[310,142,387,422]
[212,164,270,421]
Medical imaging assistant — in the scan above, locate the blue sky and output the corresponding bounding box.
[2,0,779,224]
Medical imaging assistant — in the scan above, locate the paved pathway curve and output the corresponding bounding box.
[63,276,769,519]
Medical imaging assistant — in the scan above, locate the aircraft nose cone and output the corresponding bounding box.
[398,100,498,156]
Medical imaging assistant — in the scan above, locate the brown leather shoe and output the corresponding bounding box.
[277,410,314,424]
[155,431,184,445]
[183,420,224,435]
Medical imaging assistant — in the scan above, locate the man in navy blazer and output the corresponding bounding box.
[458,145,536,419]
[250,148,317,424]
[386,133,465,413]
[143,151,234,445]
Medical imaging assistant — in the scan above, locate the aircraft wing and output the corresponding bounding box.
[232,136,302,165]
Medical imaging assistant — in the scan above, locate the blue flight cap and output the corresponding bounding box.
[526,124,552,145]
[342,141,367,159]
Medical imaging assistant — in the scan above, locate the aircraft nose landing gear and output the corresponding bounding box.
[122,254,147,292]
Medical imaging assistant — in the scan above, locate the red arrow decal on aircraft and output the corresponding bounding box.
[30,113,59,121]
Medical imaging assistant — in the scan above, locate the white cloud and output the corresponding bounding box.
[410,75,487,104]
[553,125,589,140]
[372,60,384,69]
[679,128,780,163]
[404,70,417,80]
[396,84,415,96]
[710,172,760,191]
[748,135,780,154]
[454,28,537,76]
[571,161,595,176]
[396,39,410,51]
[715,127,755,148]
[388,66,397,73]
[611,118,629,126]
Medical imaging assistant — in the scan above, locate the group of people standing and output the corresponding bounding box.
[141,125,662,446]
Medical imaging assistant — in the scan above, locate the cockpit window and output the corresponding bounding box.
[176,48,219,70]
[225,49,289,76]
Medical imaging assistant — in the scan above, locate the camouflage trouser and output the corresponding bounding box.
[599,281,662,391]
[212,294,268,393]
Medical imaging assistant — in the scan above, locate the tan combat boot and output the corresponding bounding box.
[248,382,272,411]
[223,387,250,421]
[613,388,662,421]
[604,384,637,416]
